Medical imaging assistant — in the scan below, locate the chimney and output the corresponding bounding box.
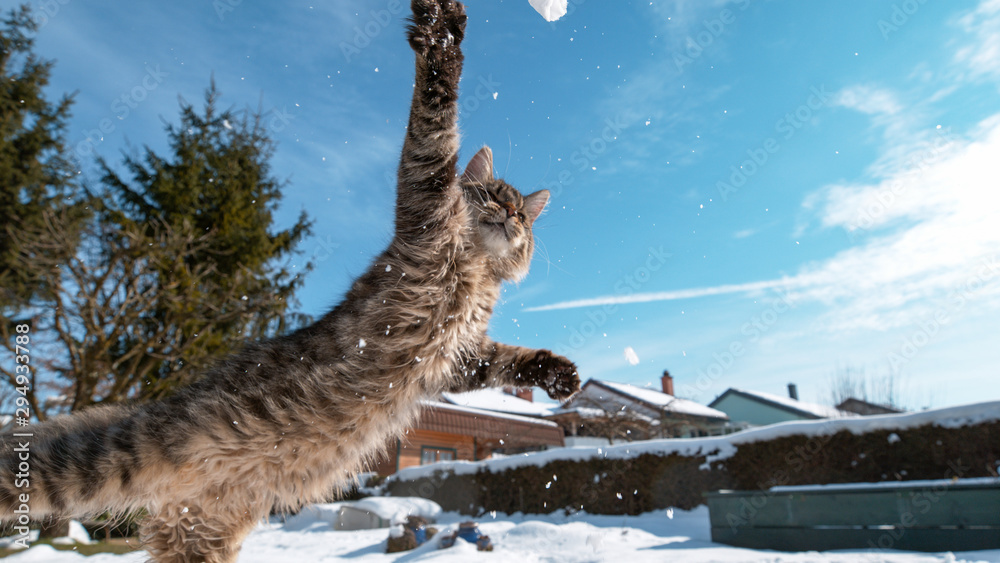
[787,383,798,401]
[661,370,675,396]
[515,388,533,402]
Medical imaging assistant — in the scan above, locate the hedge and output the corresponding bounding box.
[386,420,1000,516]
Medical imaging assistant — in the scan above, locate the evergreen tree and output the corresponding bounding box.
[88,84,314,404]
[0,4,83,310]
[0,78,312,415]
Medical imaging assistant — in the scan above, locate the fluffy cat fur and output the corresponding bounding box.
[0,1,580,561]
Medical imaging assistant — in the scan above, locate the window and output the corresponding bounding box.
[420,446,456,465]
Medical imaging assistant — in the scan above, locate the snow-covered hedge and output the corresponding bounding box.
[385,402,1000,515]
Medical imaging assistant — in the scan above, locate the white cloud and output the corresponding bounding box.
[833,86,902,116]
[528,114,1000,333]
[954,0,1000,81]
[791,114,1000,331]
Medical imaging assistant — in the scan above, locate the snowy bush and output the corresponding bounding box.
[387,416,1000,516]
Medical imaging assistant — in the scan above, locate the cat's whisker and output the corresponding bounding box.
[504,131,513,178]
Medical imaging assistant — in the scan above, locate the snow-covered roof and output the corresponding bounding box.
[421,400,559,428]
[547,406,608,419]
[719,388,854,420]
[594,380,728,420]
[442,389,554,417]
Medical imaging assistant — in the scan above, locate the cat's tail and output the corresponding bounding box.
[0,403,148,524]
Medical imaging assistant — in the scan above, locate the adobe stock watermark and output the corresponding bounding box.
[213,0,242,21]
[861,460,970,559]
[724,421,840,531]
[340,0,406,62]
[886,255,999,372]
[213,104,296,138]
[878,0,930,40]
[846,126,956,236]
[384,73,502,188]
[673,0,753,71]
[552,246,671,357]
[307,235,340,265]
[716,85,832,202]
[72,64,169,162]
[536,114,630,199]
[548,0,587,28]
[677,287,798,398]
[29,0,71,30]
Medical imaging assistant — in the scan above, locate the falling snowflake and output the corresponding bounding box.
[624,346,640,366]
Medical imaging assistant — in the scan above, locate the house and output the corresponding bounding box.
[548,372,732,444]
[709,384,855,427]
[836,397,904,416]
[369,391,564,476]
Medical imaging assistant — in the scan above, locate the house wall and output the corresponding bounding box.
[712,394,809,426]
[374,429,477,475]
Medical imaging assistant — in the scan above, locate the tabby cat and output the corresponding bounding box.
[0,1,580,561]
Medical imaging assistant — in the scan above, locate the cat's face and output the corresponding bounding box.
[460,147,549,281]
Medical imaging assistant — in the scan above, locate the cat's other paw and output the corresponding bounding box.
[530,351,581,401]
[407,0,467,59]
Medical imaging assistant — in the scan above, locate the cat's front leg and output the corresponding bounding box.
[408,0,467,61]
[450,341,581,401]
[395,0,468,234]
[516,349,582,401]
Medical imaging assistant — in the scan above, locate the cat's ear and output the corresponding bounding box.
[524,190,550,222]
[461,146,494,184]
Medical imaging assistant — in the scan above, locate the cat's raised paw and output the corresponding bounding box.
[533,351,581,401]
[407,0,467,58]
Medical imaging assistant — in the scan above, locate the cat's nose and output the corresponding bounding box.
[501,202,517,218]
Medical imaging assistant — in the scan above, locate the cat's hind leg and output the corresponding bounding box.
[140,500,263,563]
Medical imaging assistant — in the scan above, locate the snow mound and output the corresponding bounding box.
[283,497,442,532]
[529,0,568,22]
[352,496,442,522]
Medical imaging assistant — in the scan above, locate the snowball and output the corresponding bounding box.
[624,346,640,366]
[887,432,901,444]
[529,0,568,22]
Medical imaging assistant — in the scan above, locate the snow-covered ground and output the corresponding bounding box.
[6,501,999,562]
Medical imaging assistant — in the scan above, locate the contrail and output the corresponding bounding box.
[524,276,805,312]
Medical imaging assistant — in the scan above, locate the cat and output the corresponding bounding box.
[0,1,580,561]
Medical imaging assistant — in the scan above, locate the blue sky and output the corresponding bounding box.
[23,0,1000,409]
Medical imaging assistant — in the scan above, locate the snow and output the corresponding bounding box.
[597,380,729,419]
[50,521,94,546]
[352,497,443,523]
[624,346,640,365]
[729,387,854,419]
[548,406,606,419]
[529,0,568,22]
[442,389,555,417]
[4,404,998,562]
[422,400,560,428]
[392,400,1000,481]
[6,504,999,562]
[768,476,1000,493]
